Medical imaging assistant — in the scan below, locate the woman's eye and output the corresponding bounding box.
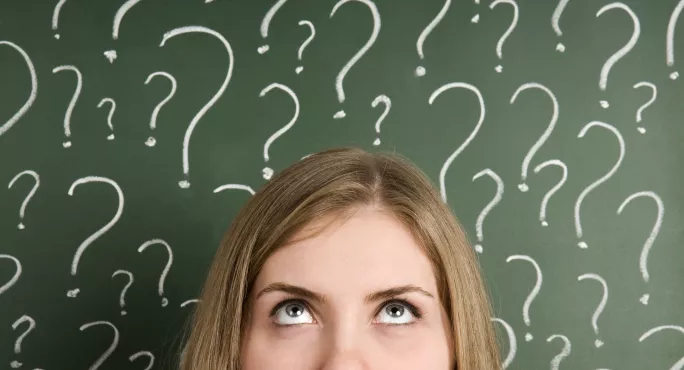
[272,301,315,326]
[376,300,419,326]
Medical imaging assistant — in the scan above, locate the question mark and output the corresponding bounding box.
[8,170,40,230]
[551,0,570,52]
[259,83,300,180]
[596,2,640,108]
[639,325,684,370]
[0,41,38,140]
[491,318,516,369]
[574,121,625,249]
[429,82,485,204]
[617,191,663,305]
[137,239,173,307]
[0,254,22,296]
[547,334,571,370]
[632,82,657,134]
[52,65,82,148]
[533,160,567,227]
[10,315,35,369]
[667,0,684,80]
[330,0,381,119]
[489,0,519,73]
[214,184,255,196]
[506,254,542,342]
[577,273,608,348]
[112,270,134,315]
[258,0,288,54]
[80,321,119,370]
[103,0,144,63]
[295,20,316,74]
[160,26,235,189]
[510,82,559,192]
[472,169,504,254]
[52,0,68,39]
[371,94,391,146]
[472,0,481,23]
[129,351,154,370]
[97,98,116,140]
[67,176,124,298]
[415,0,451,76]
[144,71,177,147]
[180,299,200,308]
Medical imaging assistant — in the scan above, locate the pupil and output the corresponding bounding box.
[287,305,302,317]
[387,305,404,317]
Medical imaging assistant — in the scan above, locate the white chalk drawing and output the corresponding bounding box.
[112,270,134,315]
[144,71,177,147]
[67,176,124,298]
[547,334,571,370]
[472,169,504,254]
[371,94,391,146]
[52,65,82,148]
[415,0,451,76]
[137,239,173,307]
[552,0,570,51]
[428,82,485,204]
[639,325,684,370]
[491,317,516,369]
[52,0,68,39]
[506,254,542,342]
[258,0,288,54]
[596,2,640,108]
[510,82,559,192]
[667,0,684,80]
[214,184,256,195]
[577,273,608,348]
[160,26,235,188]
[0,41,38,140]
[8,170,40,230]
[533,160,567,227]
[97,98,116,140]
[471,14,480,23]
[0,255,22,296]
[632,82,657,134]
[180,299,200,308]
[12,315,35,355]
[105,0,143,62]
[129,351,154,370]
[489,0,519,73]
[79,321,119,370]
[296,20,316,74]
[617,191,664,305]
[330,0,381,118]
[574,121,625,249]
[259,83,300,180]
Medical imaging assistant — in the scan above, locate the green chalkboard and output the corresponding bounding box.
[1,0,683,368]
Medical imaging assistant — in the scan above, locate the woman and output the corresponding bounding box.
[180,147,502,369]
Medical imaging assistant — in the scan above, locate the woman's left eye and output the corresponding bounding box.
[375,299,422,326]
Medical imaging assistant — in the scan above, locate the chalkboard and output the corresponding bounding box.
[1,0,683,368]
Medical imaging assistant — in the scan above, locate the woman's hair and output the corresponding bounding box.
[179,147,502,369]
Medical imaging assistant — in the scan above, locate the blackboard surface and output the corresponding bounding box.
[1,0,683,369]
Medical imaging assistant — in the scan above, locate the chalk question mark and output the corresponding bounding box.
[144,71,177,147]
[596,2,640,108]
[0,41,38,140]
[160,26,235,189]
[577,273,608,348]
[639,325,684,370]
[258,0,288,54]
[137,239,173,307]
[295,20,316,74]
[129,351,154,370]
[633,82,657,134]
[97,98,116,140]
[617,191,663,305]
[10,315,35,369]
[259,83,300,181]
[491,318,517,369]
[0,254,22,296]
[547,334,571,370]
[667,0,684,80]
[506,254,542,342]
[551,0,570,52]
[67,176,124,298]
[330,0,381,119]
[510,82,559,192]
[8,170,39,230]
[574,121,625,249]
[429,82,485,204]
[52,0,68,39]
[415,0,451,76]
[214,184,255,196]
[80,321,119,370]
[104,0,144,63]
[472,169,504,254]
[52,65,82,148]
[489,0,519,73]
[533,160,567,227]
[112,270,134,315]
[371,94,391,146]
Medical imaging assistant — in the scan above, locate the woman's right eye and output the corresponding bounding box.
[271,300,315,326]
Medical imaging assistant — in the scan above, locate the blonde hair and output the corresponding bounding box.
[179,147,502,369]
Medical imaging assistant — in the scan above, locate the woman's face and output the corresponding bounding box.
[242,207,454,369]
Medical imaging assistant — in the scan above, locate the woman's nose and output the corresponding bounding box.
[318,320,370,370]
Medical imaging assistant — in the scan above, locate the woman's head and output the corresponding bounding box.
[180,147,501,369]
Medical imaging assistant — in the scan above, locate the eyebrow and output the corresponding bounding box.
[255,282,435,304]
